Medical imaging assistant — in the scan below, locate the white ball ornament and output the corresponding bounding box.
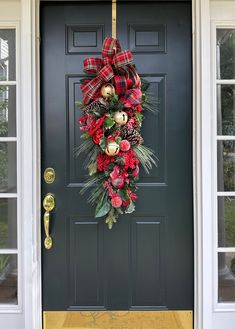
[113,110,128,126]
[105,141,120,156]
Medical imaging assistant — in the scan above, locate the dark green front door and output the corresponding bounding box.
[41,1,193,312]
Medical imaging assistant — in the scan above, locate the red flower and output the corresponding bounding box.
[130,192,138,200]
[79,114,94,132]
[111,196,122,208]
[89,114,106,136]
[92,128,104,144]
[110,166,125,189]
[131,165,139,177]
[119,149,139,171]
[97,153,115,171]
[134,104,142,112]
[112,177,125,189]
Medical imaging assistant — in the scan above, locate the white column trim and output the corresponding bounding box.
[193,0,213,328]
[21,0,42,329]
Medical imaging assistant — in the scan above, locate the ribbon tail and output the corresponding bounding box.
[81,77,102,105]
[128,65,141,88]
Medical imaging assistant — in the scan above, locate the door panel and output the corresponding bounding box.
[41,0,193,315]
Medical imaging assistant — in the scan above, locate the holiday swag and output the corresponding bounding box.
[76,37,157,229]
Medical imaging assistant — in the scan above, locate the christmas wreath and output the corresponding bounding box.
[76,37,157,229]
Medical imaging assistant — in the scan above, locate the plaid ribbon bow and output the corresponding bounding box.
[81,37,136,104]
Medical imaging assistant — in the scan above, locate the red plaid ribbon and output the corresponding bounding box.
[114,76,127,95]
[81,64,114,104]
[81,38,137,104]
[102,38,121,58]
[121,89,142,108]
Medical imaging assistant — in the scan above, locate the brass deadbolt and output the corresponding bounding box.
[44,167,55,184]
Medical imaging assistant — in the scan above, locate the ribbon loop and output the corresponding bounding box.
[113,50,133,68]
[81,37,140,104]
[102,38,121,58]
[98,64,114,82]
[83,58,103,74]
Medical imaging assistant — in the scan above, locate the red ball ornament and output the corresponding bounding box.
[127,78,133,89]
[120,140,131,152]
[111,196,122,208]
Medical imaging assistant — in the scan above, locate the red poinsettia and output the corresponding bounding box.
[92,128,104,144]
[89,114,106,136]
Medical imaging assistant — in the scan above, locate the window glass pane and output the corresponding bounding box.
[217,29,235,80]
[218,196,235,247]
[217,140,235,191]
[0,85,16,137]
[217,85,235,135]
[218,252,235,302]
[0,142,16,193]
[0,254,17,304]
[0,199,17,249]
[0,29,15,81]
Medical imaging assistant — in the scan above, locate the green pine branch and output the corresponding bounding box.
[134,144,158,174]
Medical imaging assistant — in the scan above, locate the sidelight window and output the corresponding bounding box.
[0,26,19,310]
[216,27,235,306]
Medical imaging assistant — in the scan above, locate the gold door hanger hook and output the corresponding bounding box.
[112,0,117,39]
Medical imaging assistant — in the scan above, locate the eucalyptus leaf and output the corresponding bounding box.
[95,198,111,218]
[80,132,90,139]
[125,201,135,214]
[75,101,84,108]
[88,162,97,176]
[99,136,107,151]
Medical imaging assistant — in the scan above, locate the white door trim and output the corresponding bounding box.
[21,0,212,328]
[20,0,42,329]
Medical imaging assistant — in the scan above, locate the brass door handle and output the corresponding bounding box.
[43,193,55,250]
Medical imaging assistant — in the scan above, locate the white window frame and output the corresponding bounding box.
[0,21,22,313]
[211,20,235,313]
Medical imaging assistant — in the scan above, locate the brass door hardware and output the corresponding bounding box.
[44,167,56,184]
[43,193,55,250]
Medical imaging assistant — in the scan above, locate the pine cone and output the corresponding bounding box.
[120,126,144,146]
[84,99,107,117]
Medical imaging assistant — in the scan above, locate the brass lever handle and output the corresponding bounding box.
[43,193,55,250]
